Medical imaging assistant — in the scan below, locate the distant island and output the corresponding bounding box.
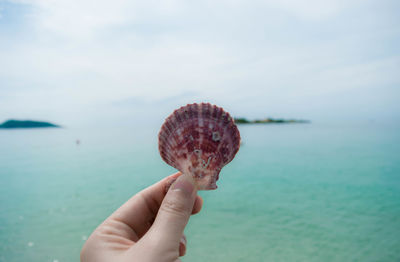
[0,120,60,129]
[234,117,310,124]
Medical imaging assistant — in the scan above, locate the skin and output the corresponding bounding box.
[81,172,203,262]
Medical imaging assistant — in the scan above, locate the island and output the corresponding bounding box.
[234,117,310,124]
[0,120,61,129]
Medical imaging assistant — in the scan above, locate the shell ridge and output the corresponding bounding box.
[217,110,231,166]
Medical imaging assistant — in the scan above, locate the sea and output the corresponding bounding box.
[0,121,399,262]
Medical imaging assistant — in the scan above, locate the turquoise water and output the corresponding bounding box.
[0,122,399,261]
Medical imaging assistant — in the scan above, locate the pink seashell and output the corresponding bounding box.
[158,103,241,190]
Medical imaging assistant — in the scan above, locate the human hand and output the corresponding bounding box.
[81,172,203,262]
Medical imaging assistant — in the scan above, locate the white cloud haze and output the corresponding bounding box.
[0,0,399,126]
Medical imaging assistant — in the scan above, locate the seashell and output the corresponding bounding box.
[158,103,241,190]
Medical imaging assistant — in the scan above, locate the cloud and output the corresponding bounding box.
[0,0,399,125]
[10,0,185,38]
[8,0,364,39]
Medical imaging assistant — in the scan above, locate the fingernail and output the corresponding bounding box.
[172,174,194,195]
[179,236,187,256]
[180,236,187,246]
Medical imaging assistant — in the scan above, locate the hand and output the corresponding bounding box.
[81,172,203,262]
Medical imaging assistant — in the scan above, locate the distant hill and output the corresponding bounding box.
[234,117,310,124]
[0,120,60,129]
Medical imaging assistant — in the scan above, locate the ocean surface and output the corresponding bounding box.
[0,122,399,262]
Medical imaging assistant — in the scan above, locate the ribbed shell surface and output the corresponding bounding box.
[158,103,240,190]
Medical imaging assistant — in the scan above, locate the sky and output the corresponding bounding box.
[0,0,399,127]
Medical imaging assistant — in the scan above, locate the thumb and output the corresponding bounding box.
[145,173,197,250]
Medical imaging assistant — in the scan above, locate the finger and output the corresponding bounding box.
[105,172,182,240]
[144,173,197,251]
[192,195,203,215]
[179,234,187,256]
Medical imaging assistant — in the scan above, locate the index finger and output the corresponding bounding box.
[104,172,203,241]
[107,172,182,240]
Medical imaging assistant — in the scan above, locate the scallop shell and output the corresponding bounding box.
[158,103,241,190]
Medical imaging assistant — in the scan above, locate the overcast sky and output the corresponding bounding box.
[0,0,399,126]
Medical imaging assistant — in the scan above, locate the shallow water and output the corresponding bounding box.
[0,122,399,262]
